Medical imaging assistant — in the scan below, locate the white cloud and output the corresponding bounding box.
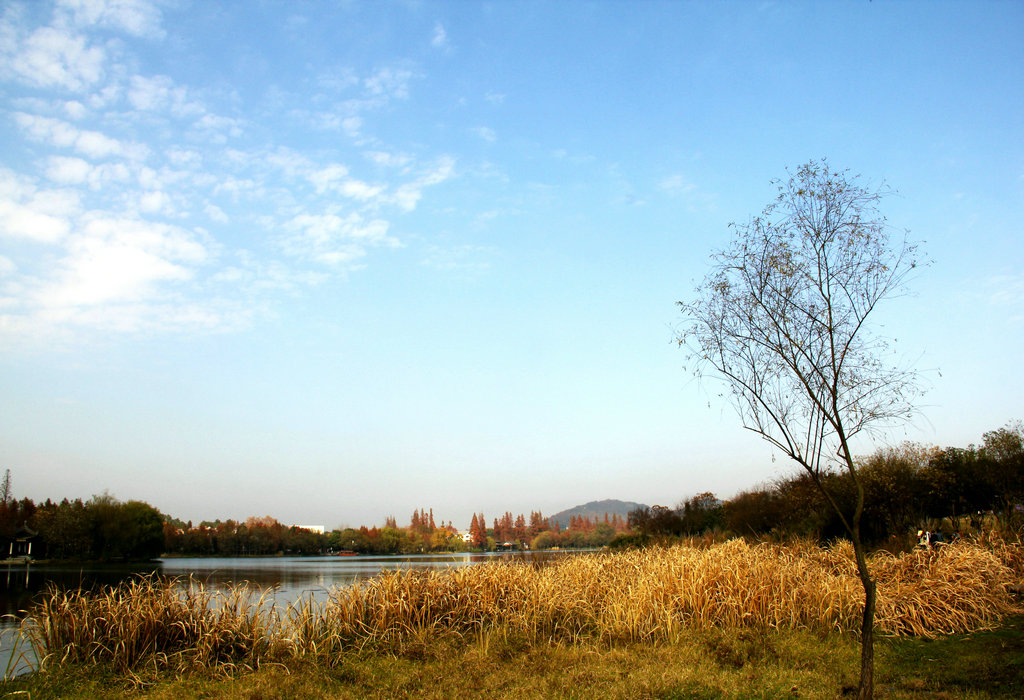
[211,255,326,295]
[75,129,133,159]
[191,113,244,142]
[13,113,77,147]
[136,164,191,191]
[364,67,414,100]
[45,157,132,188]
[315,67,360,93]
[213,177,261,199]
[342,116,362,137]
[431,22,449,50]
[3,25,105,91]
[656,172,716,211]
[0,6,462,343]
[339,180,385,201]
[0,170,78,243]
[15,113,149,161]
[86,83,121,109]
[420,156,455,186]
[658,174,697,196]
[137,189,172,214]
[36,215,208,309]
[57,0,166,38]
[166,148,201,168]
[127,74,202,115]
[204,203,228,223]
[265,149,312,178]
[63,100,87,119]
[307,164,383,201]
[283,212,397,266]
[390,157,455,212]
[308,164,350,193]
[44,156,92,185]
[0,163,252,342]
[472,126,496,142]
[364,151,412,169]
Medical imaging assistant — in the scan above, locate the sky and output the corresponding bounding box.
[0,0,1021,531]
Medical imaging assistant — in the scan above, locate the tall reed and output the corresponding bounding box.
[22,576,285,676]
[20,540,1022,675]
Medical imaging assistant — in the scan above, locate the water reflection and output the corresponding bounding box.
[1,560,158,620]
[157,553,524,606]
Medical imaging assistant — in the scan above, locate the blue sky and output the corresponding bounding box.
[1,0,1021,530]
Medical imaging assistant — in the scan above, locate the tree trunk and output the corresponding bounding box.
[853,539,877,699]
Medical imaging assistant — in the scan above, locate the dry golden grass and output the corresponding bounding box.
[19,539,1023,676]
[22,576,285,678]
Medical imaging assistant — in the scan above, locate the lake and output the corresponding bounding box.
[1,550,587,677]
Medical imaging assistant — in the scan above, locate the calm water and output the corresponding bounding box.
[0,550,586,677]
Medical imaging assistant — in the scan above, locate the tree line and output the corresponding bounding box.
[3,421,1019,561]
[628,422,1024,546]
[0,487,630,560]
[0,491,165,561]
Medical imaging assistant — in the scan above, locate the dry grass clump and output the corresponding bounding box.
[298,539,1018,652]
[985,533,1024,578]
[23,576,286,677]
[872,542,1018,636]
[19,539,1023,676]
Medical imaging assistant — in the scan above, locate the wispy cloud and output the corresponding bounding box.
[657,172,716,211]
[0,169,78,243]
[472,126,496,142]
[658,173,696,197]
[364,67,415,100]
[0,169,237,344]
[391,157,455,212]
[15,113,149,160]
[56,0,166,39]
[431,21,449,51]
[0,1,456,348]
[127,74,202,116]
[281,212,396,266]
[364,150,412,169]
[1,24,105,91]
[36,214,208,308]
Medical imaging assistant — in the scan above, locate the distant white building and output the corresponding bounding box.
[298,525,325,534]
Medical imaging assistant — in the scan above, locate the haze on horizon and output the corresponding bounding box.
[1,0,1021,530]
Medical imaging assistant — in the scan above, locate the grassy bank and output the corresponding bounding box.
[6,618,1024,698]
[5,538,1023,697]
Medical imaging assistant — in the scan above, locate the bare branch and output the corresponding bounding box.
[675,160,926,699]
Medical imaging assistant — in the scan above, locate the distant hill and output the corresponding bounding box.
[549,499,648,527]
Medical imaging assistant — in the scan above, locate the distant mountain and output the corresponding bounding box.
[549,499,648,527]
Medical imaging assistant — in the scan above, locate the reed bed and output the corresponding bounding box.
[21,576,285,677]
[19,540,1023,676]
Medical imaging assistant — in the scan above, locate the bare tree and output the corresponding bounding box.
[677,160,926,699]
[0,469,9,504]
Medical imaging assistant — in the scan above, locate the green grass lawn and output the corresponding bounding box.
[6,617,1023,699]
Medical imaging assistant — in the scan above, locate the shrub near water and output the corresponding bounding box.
[20,540,1022,675]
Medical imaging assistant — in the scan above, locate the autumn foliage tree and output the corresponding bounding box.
[469,512,487,549]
